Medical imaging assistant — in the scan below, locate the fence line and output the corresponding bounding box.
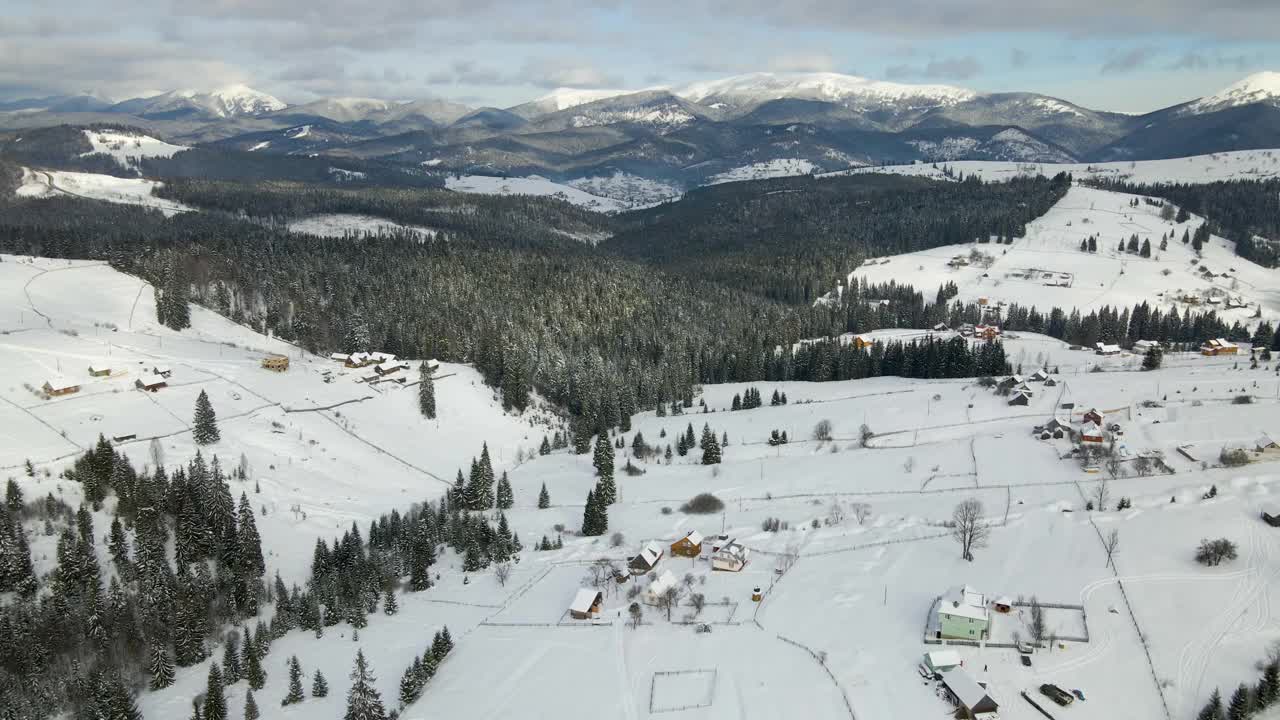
[775,634,857,720]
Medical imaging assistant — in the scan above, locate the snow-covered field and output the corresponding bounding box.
[15,167,194,216]
[5,247,1280,720]
[565,171,682,208]
[444,174,627,213]
[708,158,821,185]
[80,129,189,170]
[835,148,1280,184]
[287,213,437,240]
[835,184,1280,325]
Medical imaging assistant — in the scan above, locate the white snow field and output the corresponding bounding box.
[286,213,437,240]
[15,167,194,216]
[4,246,1280,720]
[80,129,189,170]
[835,184,1280,325]
[708,158,821,185]
[444,174,628,213]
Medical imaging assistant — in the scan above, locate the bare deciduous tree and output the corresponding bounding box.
[1029,597,1046,644]
[628,602,643,629]
[586,559,613,589]
[813,419,833,442]
[1102,528,1120,569]
[689,593,706,615]
[827,499,845,525]
[951,498,990,561]
[1105,455,1122,482]
[1092,477,1111,512]
[1133,456,1152,477]
[851,503,871,525]
[495,562,512,587]
[658,587,682,621]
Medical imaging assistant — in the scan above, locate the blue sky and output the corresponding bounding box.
[1,0,1276,112]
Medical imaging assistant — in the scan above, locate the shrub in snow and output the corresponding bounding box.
[680,493,724,514]
[1196,538,1238,566]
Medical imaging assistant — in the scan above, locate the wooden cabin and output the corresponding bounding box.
[88,364,111,378]
[43,378,80,397]
[852,334,874,350]
[629,542,663,575]
[568,589,603,620]
[939,668,999,717]
[1083,408,1104,426]
[670,530,704,558]
[135,374,167,392]
[1200,338,1238,356]
[261,355,290,372]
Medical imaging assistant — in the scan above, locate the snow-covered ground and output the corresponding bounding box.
[5,249,1280,720]
[15,167,194,216]
[834,185,1280,325]
[444,175,627,213]
[834,148,1280,184]
[564,172,682,208]
[80,129,188,170]
[286,213,437,240]
[708,158,821,185]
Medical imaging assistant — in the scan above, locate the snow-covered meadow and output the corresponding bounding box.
[16,167,194,216]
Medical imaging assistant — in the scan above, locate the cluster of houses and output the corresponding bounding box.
[136,365,171,392]
[997,370,1056,406]
[959,323,1001,340]
[42,362,173,398]
[327,351,430,383]
[566,532,751,621]
[926,585,1002,717]
[1038,407,1110,444]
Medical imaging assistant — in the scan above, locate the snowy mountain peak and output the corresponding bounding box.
[1187,71,1280,113]
[678,72,979,111]
[533,87,635,112]
[204,84,287,116]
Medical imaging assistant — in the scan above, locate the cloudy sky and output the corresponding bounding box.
[2,0,1276,112]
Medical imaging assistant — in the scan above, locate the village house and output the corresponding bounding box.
[711,540,750,572]
[1133,339,1160,354]
[1029,369,1050,382]
[423,358,441,374]
[87,363,111,377]
[568,589,603,620]
[922,650,962,677]
[1095,342,1122,356]
[670,530,703,558]
[43,377,80,397]
[644,570,678,605]
[629,542,663,575]
[1007,391,1031,407]
[1079,421,1105,443]
[1083,408,1105,426]
[852,334,874,350]
[939,667,999,717]
[136,373,167,392]
[1257,433,1280,454]
[933,322,949,332]
[345,352,374,368]
[1043,377,1058,387]
[937,585,990,640]
[260,355,290,372]
[1201,338,1239,356]
[374,360,405,376]
[974,325,1001,340]
[330,352,350,363]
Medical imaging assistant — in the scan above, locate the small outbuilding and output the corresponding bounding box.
[374,360,404,376]
[993,596,1013,613]
[629,542,664,575]
[670,530,704,558]
[1201,338,1238,356]
[568,589,603,620]
[1043,377,1058,387]
[644,570,678,605]
[1029,370,1050,382]
[88,364,111,377]
[261,355,290,372]
[1095,342,1121,356]
[1007,392,1031,407]
[151,365,172,378]
[43,377,80,397]
[939,667,999,717]
[923,650,962,676]
[1263,507,1280,528]
[1257,433,1279,453]
[330,352,351,363]
[852,334,875,350]
[135,373,167,392]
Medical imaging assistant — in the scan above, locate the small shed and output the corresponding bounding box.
[330,352,350,363]
[88,363,111,377]
[374,360,404,376]
[852,334,874,350]
[43,377,80,397]
[993,596,1013,613]
[1083,408,1104,426]
[1029,370,1050,382]
[261,355,290,372]
[1008,392,1031,407]
[1133,339,1160,353]
[151,365,172,378]
[923,650,962,676]
[1095,342,1121,356]
[423,358,441,373]
[933,322,949,332]
[644,570,678,605]
[136,373,167,392]
[1257,433,1279,453]
[711,540,750,572]
[568,589,603,620]
[629,542,664,575]
[939,667,999,716]
[1263,507,1280,528]
[670,530,703,558]
[1201,338,1238,356]
[1044,377,1058,387]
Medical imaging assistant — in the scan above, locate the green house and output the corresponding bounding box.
[938,585,990,640]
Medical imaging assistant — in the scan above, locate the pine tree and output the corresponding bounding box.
[537,483,550,509]
[1198,689,1225,720]
[5,477,22,510]
[282,655,305,705]
[222,632,243,684]
[149,643,175,690]
[244,636,265,690]
[539,436,551,455]
[496,472,513,509]
[312,670,329,698]
[418,362,436,419]
[701,432,722,465]
[383,587,398,615]
[1227,684,1250,720]
[237,492,265,578]
[345,649,388,720]
[732,393,742,410]
[193,390,221,445]
[243,690,259,720]
[582,489,600,536]
[399,663,423,707]
[432,626,453,658]
[1259,661,1280,708]
[204,664,227,720]
[593,434,615,479]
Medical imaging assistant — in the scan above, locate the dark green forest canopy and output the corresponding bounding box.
[606,172,1071,302]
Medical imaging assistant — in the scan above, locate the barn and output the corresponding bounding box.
[629,542,663,575]
[1007,392,1031,406]
[87,364,111,377]
[670,530,703,558]
[939,667,999,716]
[43,377,80,397]
[568,589,603,620]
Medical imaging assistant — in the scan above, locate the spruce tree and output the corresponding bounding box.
[496,472,513,510]
[1260,661,1280,708]
[244,690,259,720]
[193,390,221,445]
[244,637,265,690]
[1199,689,1225,720]
[149,643,175,690]
[5,477,22,510]
[596,474,617,506]
[537,483,550,509]
[582,489,599,536]
[345,649,388,720]
[432,626,453,658]
[203,664,227,720]
[593,434,615,481]
[282,655,305,705]
[701,432,722,465]
[418,362,436,419]
[399,663,423,707]
[539,436,551,455]
[222,632,243,684]
[312,670,329,698]
[383,587,398,615]
[1227,684,1250,720]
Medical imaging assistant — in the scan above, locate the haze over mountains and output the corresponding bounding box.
[3,70,1279,188]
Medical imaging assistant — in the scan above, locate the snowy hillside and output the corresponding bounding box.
[4,251,1280,720]
[287,214,437,240]
[564,172,682,208]
[16,167,194,216]
[1185,71,1280,114]
[838,184,1280,323]
[81,129,189,170]
[444,174,628,213]
[680,72,978,111]
[708,158,820,184]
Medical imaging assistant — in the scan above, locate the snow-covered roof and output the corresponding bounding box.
[44,376,77,392]
[1259,433,1278,449]
[634,542,662,566]
[152,364,170,373]
[375,360,402,373]
[925,650,961,668]
[349,352,370,362]
[1098,343,1121,353]
[648,570,677,595]
[940,585,988,621]
[994,595,1012,606]
[715,540,748,560]
[330,352,350,361]
[136,373,165,388]
[680,530,704,546]
[88,363,110,373]
[1080,421,1103,435]
[1029,370,1049,380]
[569,588,601,614]
[424,358,441,370]
[939,667,995,711]
[371,352,396,362]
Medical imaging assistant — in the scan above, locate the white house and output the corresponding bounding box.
[711,540,749,572]
[937,585,989,640]
[644,570,678,605]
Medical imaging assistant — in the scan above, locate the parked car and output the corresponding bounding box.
[1040,684,1075,706]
